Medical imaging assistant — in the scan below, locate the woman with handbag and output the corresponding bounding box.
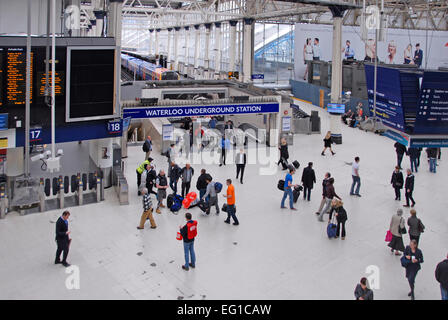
[390,166,404,200]
[277,138,289,170]
[388,209,406,255]
[321,131,335,156]
[407,209,425,245]
[328,199,348,240]
[402,240,424,300]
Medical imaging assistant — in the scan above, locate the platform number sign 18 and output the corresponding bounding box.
[108,120,122,134]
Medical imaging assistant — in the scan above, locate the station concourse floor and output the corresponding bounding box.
[0,101,447,300]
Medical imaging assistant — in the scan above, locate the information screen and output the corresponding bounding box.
[67,48,115,121]
[0,48,3,107]
[414,71,448,134]
[327,103,345,114]
[37,71,64,96]
[365,65,405,132]
[6,48,33,105]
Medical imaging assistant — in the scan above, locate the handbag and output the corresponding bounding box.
[400,255,411,268]
[176,231,183,241]
[385,230,393,242]
[399,218,407,235]
[417,219,425,233]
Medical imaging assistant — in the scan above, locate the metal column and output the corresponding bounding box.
[167,28,172,69]
[214,22,222,78]
[93,10,105,37]
[174,27,181,71]
[148,29,154,56]
[193,25,201,73]
[184,26,189,66]
[242,18,254,83]
[155,29,161,59]
[204,23,212,72]
[229,20,238,76]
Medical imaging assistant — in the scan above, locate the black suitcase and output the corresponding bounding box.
[277,180,285,191]
[293,185,303,203]
[198,200,209,213]
[292,160,300,169]
[280,158,288,170]
[167,194,175,209]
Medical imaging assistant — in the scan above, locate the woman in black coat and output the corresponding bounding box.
[321,131,335,156]
[329,199,348,239]
[402,240,424,300]
[390,166,404,200]
[277,138,289,170]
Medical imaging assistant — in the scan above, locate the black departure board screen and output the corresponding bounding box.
[37,71,64,96]
[67,48,115,121]
[6,48,33,105]
[0,48,3,107]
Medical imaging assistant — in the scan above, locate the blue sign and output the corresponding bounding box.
[365,65,405,131]
[107,120,122,134]
[383,129,410,147]
[122,117,131,131]
[411,138,448,148]
[0,114,8,131]
[413,71,448,135]
[327,103,345,114]
[123,103,279,119]
[251,74,264,80]
[30,128,43,143]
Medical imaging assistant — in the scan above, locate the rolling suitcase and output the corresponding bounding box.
[293,185,303,203]
[327,217,337,239]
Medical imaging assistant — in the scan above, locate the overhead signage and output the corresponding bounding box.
[413,71,448,135]
[410,138,448,148]
[30,127,42,143]
[123,103,280,119]
[162,124,174,141]
[251,74,264,80]
[327,103,345,114]
[107,120,122,134]
[383,129,410,147]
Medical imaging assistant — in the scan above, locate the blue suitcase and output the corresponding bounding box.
[327,222,337,239]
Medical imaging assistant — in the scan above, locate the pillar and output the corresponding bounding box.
[174,26,181,71]
[329,5,345,144]
[148,29,154,56]
[214,22,222,77]
[155,29,161,59]
[89,19,96,36]
[229,20,238,74]
[184,26,189,65]
[167,28,172,68]
[204,23,212,70]
[193,24,200,71]
[242,18,254,83]
[93,10,106,37]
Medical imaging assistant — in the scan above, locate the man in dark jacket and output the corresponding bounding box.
[168,161,181,194]
[403,169,415,207]
[427,147,438,173]
[354,277,374,300]
[196,169,212,200]
[391,166,404,200]
[435,253,448,300]
[408,147,420,173]
[301,162,316,201]
[55,211,71,267]
[235,149,247,184]
[315,172,331,215]
[180,212,197,271]
[394,142,407,169]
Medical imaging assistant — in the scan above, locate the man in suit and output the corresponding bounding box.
[235,149,247,184]
[404,169,415,208]
[55,211,71,267]
[413,43,423,68]
[301,162,316,201]
[394,142,407,169]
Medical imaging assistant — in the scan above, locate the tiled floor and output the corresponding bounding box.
[0,100,447,300]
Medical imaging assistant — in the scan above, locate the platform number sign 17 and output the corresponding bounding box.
[30,128,42,143]
[108,120,121,134]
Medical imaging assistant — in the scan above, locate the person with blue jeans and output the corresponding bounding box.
[427,148,438,173]
[180,212,197,271]
[408,147,420,173]
[281,168,298,210]
[435,253,448,300]
[350,157,361,197]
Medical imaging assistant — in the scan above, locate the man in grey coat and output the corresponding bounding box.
[180,163,195,197]
[201,177,219,215]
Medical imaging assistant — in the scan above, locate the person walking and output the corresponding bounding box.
[142,135,152,160]
[145,165,158,197]
[427,147,438,173]
[55,210,71,267]
[136,159,151,194]
[168,161,181,194]
[219,136,231,167]
[180,163,194,198]
[388,209,406,255]
[179,212,197,271]
[196,169,211,200]
[223,179,239,225]
[328,199,348,239]
[137,188,156,230]
[390,166,404,200]
[315,172,331,215]
[394,142,407,169]
[235,149,247,184]
[407,209,425,245]
[301,162,316,201]
[407,147,420,173]
[403,169,415,208]
[201,177,219,215]
[318,178,341,221]
[167,143,176,165]
[354,277,374,300]
[402,240,424,300]
[281,168,298,211]
[277,137,289,170]
[155,170,169,214]
[321,131,335,156]
[138,163,150,193]
[435,253,448,300]
[350,157,361,197]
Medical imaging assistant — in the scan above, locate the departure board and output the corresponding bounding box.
[6,48,33,105]
[0,48,3,107]
[37,71,64,96]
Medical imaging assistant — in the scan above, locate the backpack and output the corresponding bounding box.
[167,194,175,209]
[214,182,223,193]
[186,221,198,239]
[142,141,149,153]
[170,194,184,212]
[277,179,285,191]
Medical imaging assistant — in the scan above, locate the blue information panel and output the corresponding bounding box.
[365,65,405,131]
[0,114,8,130]
[327,103,345,114]
[107,120,122,134]
[251,74,264,80]
[123,103,280,119]
[413,71,448,134]
[411,138,448,148]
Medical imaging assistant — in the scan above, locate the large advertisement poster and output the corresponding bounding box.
[294,23,448,81]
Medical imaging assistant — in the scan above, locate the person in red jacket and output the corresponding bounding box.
[179,212,197,271]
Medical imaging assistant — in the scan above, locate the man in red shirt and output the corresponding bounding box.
[223,179,239,225]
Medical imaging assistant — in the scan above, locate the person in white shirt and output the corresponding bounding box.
[350,157,361,197]
[312,38,321,61]
[235,149,247,184]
